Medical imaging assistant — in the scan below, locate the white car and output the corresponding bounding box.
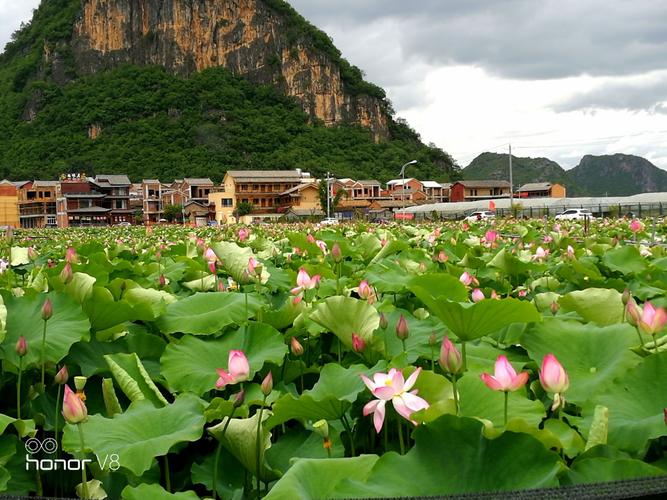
[320,218,339,225]
[554,209,595,221]
[465,211,496,222]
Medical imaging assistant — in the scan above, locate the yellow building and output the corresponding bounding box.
[0,180,20,228]
[517,183,567,199]
[209,170,318,224]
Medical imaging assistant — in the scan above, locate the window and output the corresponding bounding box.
[115,199,125,209]
[46,216,56,225]
[221,199,233,207]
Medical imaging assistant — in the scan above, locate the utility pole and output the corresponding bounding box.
[326,172,331,219]
[509,144,514,207]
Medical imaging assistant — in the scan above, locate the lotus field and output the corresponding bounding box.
[1,218,666,499]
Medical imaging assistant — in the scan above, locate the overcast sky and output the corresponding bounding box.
[2,0,667,170]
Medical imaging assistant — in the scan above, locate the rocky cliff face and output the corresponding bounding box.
[71,0,389,139]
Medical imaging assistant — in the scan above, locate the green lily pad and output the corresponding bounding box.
[155,292,261,335]
[521,318,641,405]
[558,288,624,326]
[62,394,206,476]
[160,323,287,395]
[309,296,380,350]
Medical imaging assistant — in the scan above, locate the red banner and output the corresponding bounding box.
[394,212,414,220]
[489,200,496,211]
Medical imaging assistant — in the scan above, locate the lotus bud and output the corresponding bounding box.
[15,336,28,357]
[459,272,473,287]
[261,372,273,396]
[437,250,448,263]
[41,298,53,321]
[233,390,245,408]
[74,376,87,391]
[60,262,73,284]
[159,274,166,287]
[429,332,437,346]
[550,301,559,316]
[217,280,226,292]
[352,333,366,353]
[622,288,631,306]
[358,280,372,300]
[65,247,78,264]
[418,262,427,273]
[55,365,69,385]
[312,419,329,439]
[439,336,463,375]
[290,337,304,356]
[626,298,640,326]
[307,234,315,244]
[62,385,87,424]
[396,314,409,341]
[331,243,342,263]
[539,354,569,394]
[379,313,388,330]
[28,247,38,261]
[471,288,485,303]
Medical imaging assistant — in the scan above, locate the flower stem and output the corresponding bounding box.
[430,344,435,371]
[635,327,645,348]
[341,414,356,456]
[164,455,171,493]
[461,341,467,372]
[213,407,237,500]
[54,384,62,442]
[503,391,509,428]
[397,418,405,455]
[17,357,23,420]
[452,376,459,416]
[41,319,47,388]
[77,423,89,499]
[255,396,267,497]
[401,339,407,354]
[245,291,249,325]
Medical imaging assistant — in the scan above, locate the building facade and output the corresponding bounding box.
[449,181,512,202]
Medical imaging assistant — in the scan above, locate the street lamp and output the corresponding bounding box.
[399,160,418,219]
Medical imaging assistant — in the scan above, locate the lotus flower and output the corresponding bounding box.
[248,257,261,277]
[630,219,643,233]
[484,230,498,244]
[471,288,485,303]
[358,280,373,300]
[459,272,473,286]
[55,365,69,385]
[62,385,87,424]
[315,240,328,254]
[15,336,28,357]
[480,355,528,392]
[637,301,667,335]
[439,336,463,375]
[307,234,315,244]
[65,247,78,264]
[215,350,250,389]
[361,368,430,433]
[396,314,409,340]
[331,243,343,263]
[238,228,250,241]
[290,337,304,356]
[436,250,448,263]
[291,268,321,301]
[352,333,366,353]
[539,354,569,394]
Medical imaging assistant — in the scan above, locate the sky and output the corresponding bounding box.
[2,0,667,170]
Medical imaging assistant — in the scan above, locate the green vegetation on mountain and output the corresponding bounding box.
[568,154,667,197]
[463,152,570,191]
[0,0,460,183]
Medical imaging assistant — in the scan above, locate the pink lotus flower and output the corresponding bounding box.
[480,355,529,392]
[352,333,366,353]
[566,245,575,259]
[358,280,373,300]
[533,246,549,261]
[460,271,473,286]
[539,354,569,394]
[316,240,328,254]
[484,230,498,244]
[204,247,217,262]
[361,368,430,433]
[307,234,315,244]
[439,336,463,375]
[65,247,78,264]
[471,288,485,303]
[248,257,260,276]
[238,228,250,241]
[215,350,250,389]
[630,219,643,233]
[437,250,448,263]
[62,385,87,424]
[637,301,667,335]
[291,268,321,296]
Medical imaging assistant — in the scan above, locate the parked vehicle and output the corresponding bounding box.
[465,211,495,222]
[555,209,595,221]
[320,218,339,225]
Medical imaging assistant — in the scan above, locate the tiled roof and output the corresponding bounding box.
[422,181,443,189]
[184,178,214,185]
[456,180,511,188]
[518,183,553,192]
[93,174,131,186]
